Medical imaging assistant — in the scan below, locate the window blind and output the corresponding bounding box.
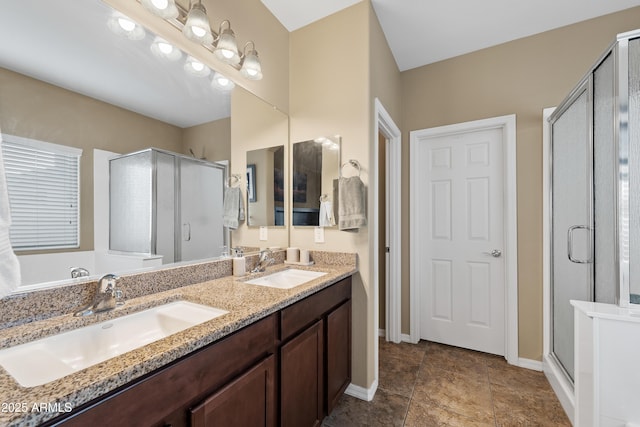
[1,134,82,251]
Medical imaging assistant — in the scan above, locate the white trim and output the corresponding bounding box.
[2,133,83,156]
[401,333,416,344]
[544,354,575,424]
[374,98,402,346]
[517,358,543,371]
[542,107,555,359]
[345,380,378,402]
[409,114,519,365]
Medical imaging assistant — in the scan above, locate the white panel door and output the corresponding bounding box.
[417,127,505,355]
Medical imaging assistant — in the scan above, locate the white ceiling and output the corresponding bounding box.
[261,0,640,71]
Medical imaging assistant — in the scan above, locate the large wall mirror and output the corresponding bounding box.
[246,145,285,227]
[0,0,288,291]
[292,137,341,226]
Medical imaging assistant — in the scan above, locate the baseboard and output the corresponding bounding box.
[401,333,418,344]
[345,379,378,402]
[517,358,543,371]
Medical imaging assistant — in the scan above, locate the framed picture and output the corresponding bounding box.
[247,164,256,202]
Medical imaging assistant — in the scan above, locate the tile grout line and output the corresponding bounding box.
[401,342,429,426]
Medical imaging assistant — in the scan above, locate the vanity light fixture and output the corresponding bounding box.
[239,42,262,80]
[213,21,240,65]
[184,56,211,77]
[138,0,263,81]
[141,0,179,19]
[211,71,235,91]
[182,0,214,45]
[107,12,146,40]
[150,36,182,61]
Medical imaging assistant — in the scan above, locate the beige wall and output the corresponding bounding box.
[183,118,231,162]
[290,2,373,388]
[0,67,183,253]
[230,87,289,249]
[401,7,640,360]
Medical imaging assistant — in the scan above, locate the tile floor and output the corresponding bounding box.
[323,338,571,426]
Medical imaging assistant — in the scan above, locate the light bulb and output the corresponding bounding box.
[141,0,178,18]
[191,26,206,38]
[117,18,136,32]
[184,57,210,77]
[150,37,182,61]
[151,0,168,9]
[107,13,145,40]
[211,72,235,91]
[159,42,172,54]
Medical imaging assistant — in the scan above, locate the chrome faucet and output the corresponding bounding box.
[74,274,122,317]
[251,249,274,273]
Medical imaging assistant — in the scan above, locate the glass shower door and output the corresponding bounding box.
[551,81,593,382]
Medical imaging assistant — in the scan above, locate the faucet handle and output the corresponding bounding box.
[70,267,90,278]
[98,273,119,294]
[115,289,125,307]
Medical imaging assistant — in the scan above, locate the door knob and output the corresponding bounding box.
[483,249,502,258]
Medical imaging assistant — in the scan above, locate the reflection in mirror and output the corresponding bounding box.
[0,0,247,291]
[246,146,285,227]
[292,137,341,226]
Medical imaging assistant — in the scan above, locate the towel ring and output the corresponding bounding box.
[226,174,242,188]
[340,159,361,177]
[319,194,329,202]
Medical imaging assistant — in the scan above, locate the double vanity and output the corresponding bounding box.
[0,251,356,426]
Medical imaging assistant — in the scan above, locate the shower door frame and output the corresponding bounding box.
[548,76,595,386]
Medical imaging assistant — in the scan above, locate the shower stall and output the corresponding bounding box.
[546,29,640,413]
[109,148,228,264]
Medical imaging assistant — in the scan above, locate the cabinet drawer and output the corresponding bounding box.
[48,314,277,427]
[280,277,351,341]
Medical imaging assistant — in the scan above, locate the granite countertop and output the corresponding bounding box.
[0,262,357,427]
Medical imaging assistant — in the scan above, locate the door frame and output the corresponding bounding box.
[371,99,402,396]
[409,114,518,365]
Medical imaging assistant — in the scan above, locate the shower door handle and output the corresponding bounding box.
[182,223,191,241]
[567,225,592,264]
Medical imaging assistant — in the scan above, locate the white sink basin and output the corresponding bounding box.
[0,301,227,387]
[244,268,327,289]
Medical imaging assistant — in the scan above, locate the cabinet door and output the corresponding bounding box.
[190,355,276,427]
[326,300,351,414]
[280,320,323,427]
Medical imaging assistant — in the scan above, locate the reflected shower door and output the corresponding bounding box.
[551,82,593,382]
[179,158,226,262]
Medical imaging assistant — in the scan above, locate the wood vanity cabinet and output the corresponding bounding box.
[43,275,352,427]
[279,277,352,426]
[46,314,278,427]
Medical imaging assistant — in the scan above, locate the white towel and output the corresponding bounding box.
[222,187,245,230]
[338,176,367,230]
[0,133,20,297]
[319,200,335,227]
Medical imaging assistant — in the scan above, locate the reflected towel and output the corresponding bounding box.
[338,176,367,231]
[222,187,245,230]
[0,133,20,297]
[319,200,335,227]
